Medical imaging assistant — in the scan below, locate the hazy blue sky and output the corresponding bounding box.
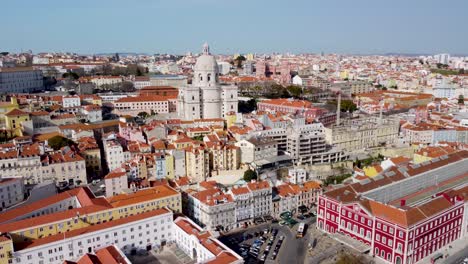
[2,0,467,55]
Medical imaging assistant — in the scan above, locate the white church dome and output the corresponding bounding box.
[194,43,218,72]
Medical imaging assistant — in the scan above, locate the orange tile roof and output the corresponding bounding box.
[104,170,127,180]
[0,187,96,225]
[247,181,270,191]
[5,108,28,116]
[192,188,234,206]
[15,208,171,250]
[230,186,250,196]
[174,217,242,264]
[0,202,112,233]
[107,185,179,208]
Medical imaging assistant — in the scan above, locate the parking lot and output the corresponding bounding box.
[219,215,316,264]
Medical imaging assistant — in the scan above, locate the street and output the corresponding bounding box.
[219,217,316,264]
[444,246,468,264]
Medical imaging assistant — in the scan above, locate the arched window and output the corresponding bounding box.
[207,74,211,81]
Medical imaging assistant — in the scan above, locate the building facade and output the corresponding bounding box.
[178,43,238,120]
[316,150,468,264]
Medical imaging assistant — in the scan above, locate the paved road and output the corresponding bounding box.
[444,246,468,264]
[219,217,316,264]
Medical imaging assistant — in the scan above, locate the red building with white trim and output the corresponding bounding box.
[317,150,468,264]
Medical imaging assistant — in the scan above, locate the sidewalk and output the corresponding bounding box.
[416,236,468,264]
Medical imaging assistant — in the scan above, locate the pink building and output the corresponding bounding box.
[257,98,336,126]
[317,150,468,264]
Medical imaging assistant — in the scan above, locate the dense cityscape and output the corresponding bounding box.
[1,1,468,264]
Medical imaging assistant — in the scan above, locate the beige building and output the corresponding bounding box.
[104,169,128,197]
[0,143,43,184]
[89,76,123,88]
[206,143,240,171]
[185,186,236,231]
[324,116,400,151]
[185,146,210,182]
[113,95,171,114]
[77,137,102,177]
[41,149,87,186]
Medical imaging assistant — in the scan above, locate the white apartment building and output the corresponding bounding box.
[97,93,129,104]
[229,186,253,226]
[103,140,125,172]
[185,187,236,232]
[324,116,400,151]
[0,144,43,185]
[0,177,25,209]
[133,76,151,90]
[90,76,123,88]
[173,217,243,264]
[247,181,272,219]
[113,95,170,114]
[62,95,81,108]
[287,123,346,165]
[0,67,44,93]
[80,105,102,123]
[9,208,173,264]
[288,168,307,184]
[235,137,278,164]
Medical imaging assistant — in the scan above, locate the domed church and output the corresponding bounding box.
[178,43,238,120]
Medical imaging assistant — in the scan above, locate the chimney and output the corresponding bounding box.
[336,92,341,126]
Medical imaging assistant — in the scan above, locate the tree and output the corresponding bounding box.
[243,169,257,182]
[48,136,76,150]
[234,55,246,68]
[341,100,358,112]
[458,95,465,104]
[62,72,79,80]
[459,68,465,75]
[286,85,302,98]
[137,112,149,119]
[191,135,204,141]
[239,98,257,113]
[120,81,136,92]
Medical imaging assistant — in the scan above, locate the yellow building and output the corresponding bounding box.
[340,70,349,80]
[5,108,30,137]
[225,112,237,128]
[0,97,19,120]
[185,146,210,182]
[207,144,240,171]
[77,137,102,176]
[0,234,13,264]
[165,154,175,179]
[0,185,181,244]
[362,165,383,178]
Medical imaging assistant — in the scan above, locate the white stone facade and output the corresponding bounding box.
[178,44,238,120]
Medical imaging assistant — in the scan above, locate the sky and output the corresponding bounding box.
[2,0,467,55]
